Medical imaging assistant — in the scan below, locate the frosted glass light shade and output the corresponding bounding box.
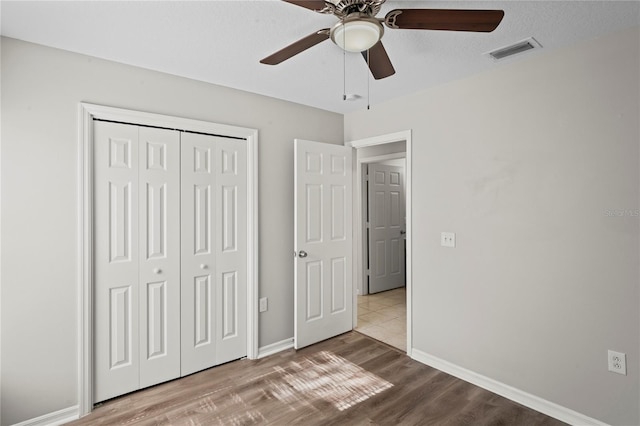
[331,20,382,52]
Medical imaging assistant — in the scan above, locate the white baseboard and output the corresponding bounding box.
[12,405,79,426]
[410,349,607,426]
[258,337,294,359]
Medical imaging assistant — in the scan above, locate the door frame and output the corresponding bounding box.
[347,130,412,355]
[77,103,259,416]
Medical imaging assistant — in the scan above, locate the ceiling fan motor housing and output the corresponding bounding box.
[323,0,385,18]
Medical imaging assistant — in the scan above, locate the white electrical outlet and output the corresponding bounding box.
[608,350,626,375]
[259,297,268,313]
[441,232,456,248]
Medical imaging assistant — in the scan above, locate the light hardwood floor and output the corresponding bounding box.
[71,332,565,425]
[356,287,407,351]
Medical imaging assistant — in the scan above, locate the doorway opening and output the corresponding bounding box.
[347,132,412,354]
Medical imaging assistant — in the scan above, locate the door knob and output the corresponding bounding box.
[153,268,162,274]
[298,250,308,258]
[200,264,208,270]
[400,230,406,235]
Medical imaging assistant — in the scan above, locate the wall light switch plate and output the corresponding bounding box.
[259,297,268,313]
[441,232,456,248]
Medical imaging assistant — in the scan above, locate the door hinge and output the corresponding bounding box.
[366,222,370,229]
[366,269,370,276]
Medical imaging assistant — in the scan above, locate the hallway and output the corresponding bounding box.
[355,287,407,351]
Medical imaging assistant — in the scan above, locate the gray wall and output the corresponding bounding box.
[0,37,343,425]
[345,27,640,425]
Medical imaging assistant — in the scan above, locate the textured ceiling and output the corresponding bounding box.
[1,1,639,113]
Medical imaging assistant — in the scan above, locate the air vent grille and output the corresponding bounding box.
[488,37,541,60]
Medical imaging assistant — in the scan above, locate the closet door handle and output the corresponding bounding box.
[200,264,208,270]
[298,250,308,258]
[153,268,162,274]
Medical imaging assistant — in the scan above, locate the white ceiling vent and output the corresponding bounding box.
[487,37,542,61]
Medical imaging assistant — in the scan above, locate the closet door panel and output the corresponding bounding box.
[216,139,247,364]
[180,133,217,376]
[94,121,140,402]
[138,127,181,388]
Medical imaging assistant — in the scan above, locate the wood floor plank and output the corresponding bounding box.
[71,332,566,425]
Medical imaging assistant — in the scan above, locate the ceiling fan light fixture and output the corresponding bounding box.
[331,18,383,52]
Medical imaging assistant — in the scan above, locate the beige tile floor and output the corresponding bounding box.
[355,287,406,352]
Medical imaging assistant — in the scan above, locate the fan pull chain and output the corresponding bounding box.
[367,49,371,110]
[342,19,346,101]
[343,48,346,101]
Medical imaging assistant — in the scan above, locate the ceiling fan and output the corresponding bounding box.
[260,0,505,80]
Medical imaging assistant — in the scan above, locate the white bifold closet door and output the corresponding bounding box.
[94,121,247,403]
[180,132,247,376]
[94,122,181,402]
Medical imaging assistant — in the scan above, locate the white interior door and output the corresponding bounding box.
[138,127,181,388]
[94,122,181,402]
[94,121,140,402]
[180,132,217,376]
[294,139,352,349]
[181,133,247,375]
[214,138,247,364]
[368,163,405,294]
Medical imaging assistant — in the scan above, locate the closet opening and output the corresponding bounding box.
[78,103,259,416]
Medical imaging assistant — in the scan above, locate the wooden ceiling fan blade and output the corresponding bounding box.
[282,0,328,12]
[361,41,395,80]
[260,29,330,65]
[385,9,505,32]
